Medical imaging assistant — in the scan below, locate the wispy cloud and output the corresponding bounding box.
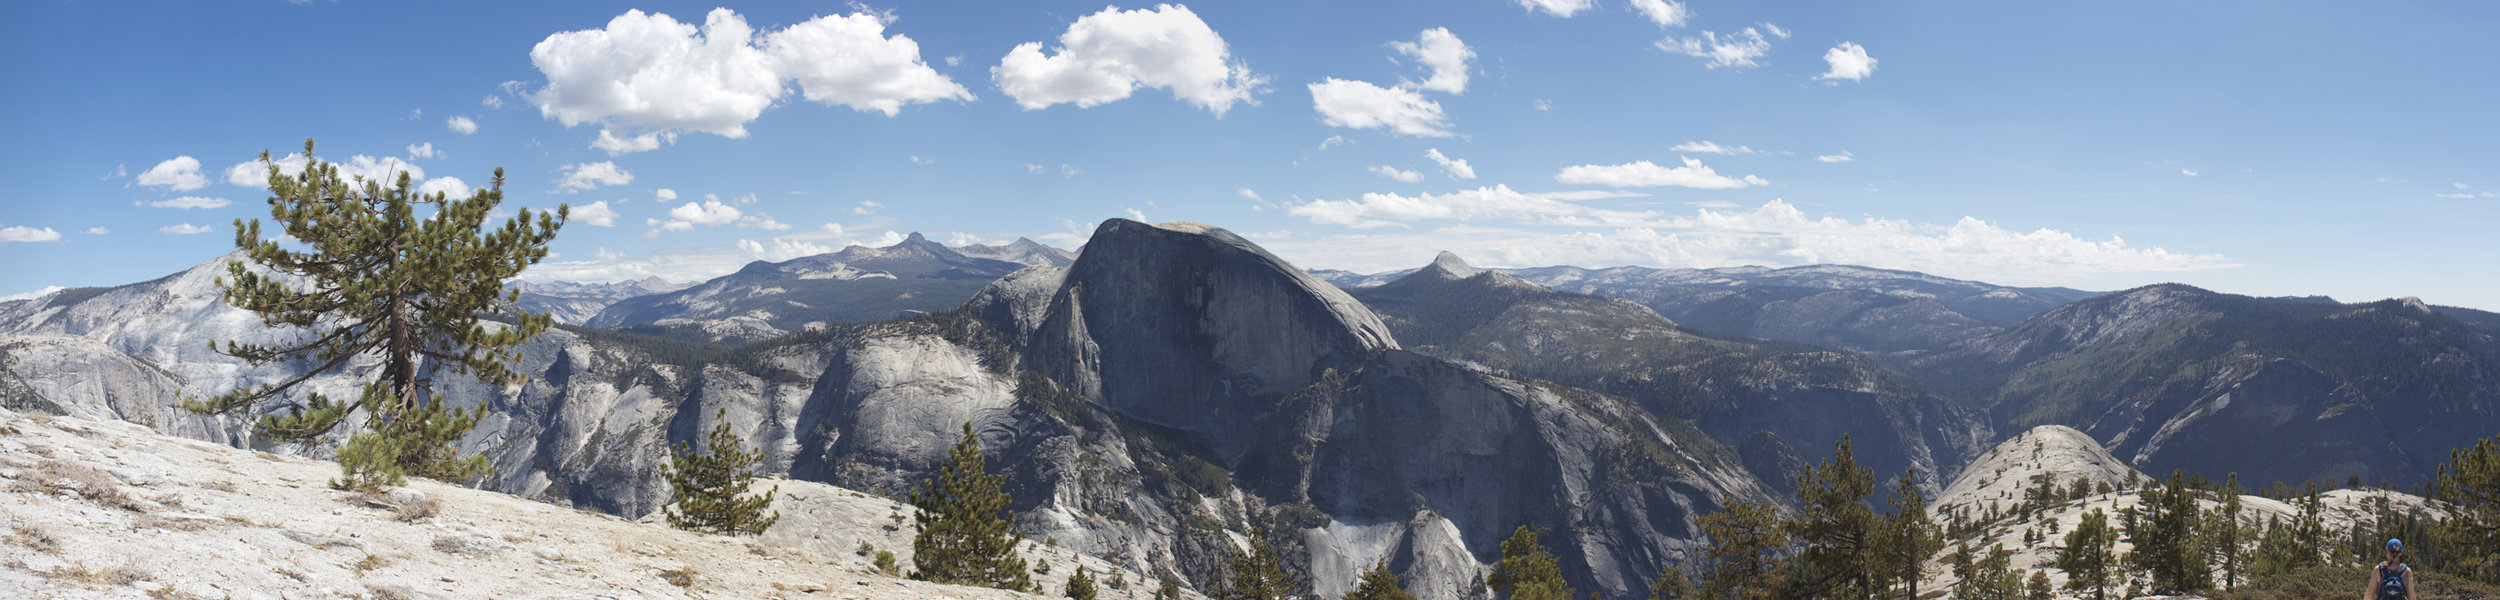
[1555,157,1767,188]
[1657,23,1788,69]
[1369,165,1424,182]
[1264,199,2236,285]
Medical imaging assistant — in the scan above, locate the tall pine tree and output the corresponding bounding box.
[2125,470,2210,594]
[1698,500,1789,599]
[910,422,1032,591]
[1488,526,1575,600]
[2433,435,2500,584]
[1881,467,1943,599]
[2203,473,2253,589]
[1346,559,1416,600]
[2058,507,2117,600]
[1788,435,1880,599]
[179,140,564,491]
[662,409,780,535]
[1219,527,1297,600]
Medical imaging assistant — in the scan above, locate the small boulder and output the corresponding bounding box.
[385,487,427,507]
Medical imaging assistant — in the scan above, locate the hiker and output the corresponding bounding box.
[2369,538,2415,600]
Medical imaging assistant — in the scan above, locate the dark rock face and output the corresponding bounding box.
[1027,220,1398,458]
[1349,252,1995,503]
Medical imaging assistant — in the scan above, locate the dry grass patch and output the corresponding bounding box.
[350,552,391,575]
[41,562,146,587]
[11,458,145,511]
[8,522,59,552]
[659,566,697,588]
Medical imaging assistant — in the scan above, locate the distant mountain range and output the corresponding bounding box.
[580,234,1073,343]
[5,221,2496,599]
[1323,262,2096,354]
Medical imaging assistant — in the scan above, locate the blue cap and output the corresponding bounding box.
[2388,538,2404,552]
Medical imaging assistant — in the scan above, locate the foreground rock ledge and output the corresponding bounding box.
[0,408,1170,600]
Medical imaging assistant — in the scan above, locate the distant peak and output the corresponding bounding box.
[902,232,928,243]
[1418,251,1477,280]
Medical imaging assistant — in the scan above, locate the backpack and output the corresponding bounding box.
[2379,563,2409,600]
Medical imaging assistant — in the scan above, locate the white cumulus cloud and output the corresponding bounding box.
[591,129,676,155]
[160,223,214,235]
[1391,28,1473,95]
[1815,151,1855,163]
[416,176,473,200]
[447,116,479,134]
[1516,0,1593,17]
[1555,157,1767,188]
[1816,42,1877,82]
[1309,78,1451,137]
[557,161,633,193]
[84,227,108,235]
[1658,23,1788,69]
[225,153,312,188]
[528,7,969,151]
[147,196,229,210]
[136,156,209,191]
[334,155,425,185]
[1425,148,1476,179]
[768,11,974,115]
[0,225,63,243]
[1369,165,1424,182]
[737,212,792,230]
[406,142,441,160]
[1630,0,1691,27]
[571,200,620,227]
[654,188,677,202]
[993,4,1265,116]
[644,199,742,233]
[2181,168,2199,176]
[738,237,833,261]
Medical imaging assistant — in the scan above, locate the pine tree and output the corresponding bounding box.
[1066,568,1098,600]
[2058,508,2117,600]
[1698,500,1788,599]
[1219,528,1297,600]
[2024,570,2052,600]
[2249,486,2328,580]
[1346,560,1417,600]
[2125,470,2210,594]
[1488,526,1575,600]
[909,422,1032,591]
[2204,473,2252,588]
[1644,563,1691,600]
[1955,545,2018,600]
[1881,468,1943,600]
[179,140,563,491]
[1154,572,1185,600]
[2433,435,2500,584]
[1788,435,1880,599]
[662,409,780,535]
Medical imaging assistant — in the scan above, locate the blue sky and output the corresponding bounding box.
[4,0,2496,309]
